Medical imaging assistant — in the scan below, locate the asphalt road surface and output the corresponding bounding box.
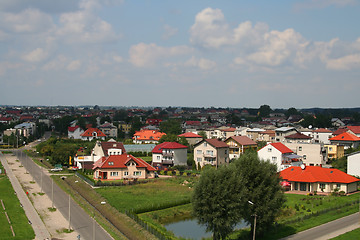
[15,149,115,240]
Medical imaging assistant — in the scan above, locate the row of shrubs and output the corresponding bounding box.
[132,198,191,214]
[158,170,197,177]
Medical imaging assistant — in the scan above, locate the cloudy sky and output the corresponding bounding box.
[1,0,360,108]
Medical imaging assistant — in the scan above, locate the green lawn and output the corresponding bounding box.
[330,227,360,240]
[95,176,196,212]
[0,172,35,239]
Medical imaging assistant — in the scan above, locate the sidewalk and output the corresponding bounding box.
[0,152,51,240]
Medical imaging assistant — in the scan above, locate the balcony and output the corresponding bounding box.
[162,159,174,165]
[162,152,174,157]
[203,153,216,158]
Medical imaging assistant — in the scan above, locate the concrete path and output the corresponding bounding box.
[0,152,51,240]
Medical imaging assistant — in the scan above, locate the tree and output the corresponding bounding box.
[232,152,285,236]
[258,105,272,118]
[193,166,241,239]
[192,152,285,239]
[158,134,178,143]
[198,131,207,139]
[159,119,182,135]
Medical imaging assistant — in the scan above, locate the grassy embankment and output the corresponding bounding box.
[0,160,35,240]
[330,227,360,240]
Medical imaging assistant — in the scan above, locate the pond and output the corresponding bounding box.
[164,218,249,240]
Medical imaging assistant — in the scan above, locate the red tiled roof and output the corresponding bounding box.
[347,126,360,134]
[223,127,236,132]
[205,139,229,148]
[93,154,156,171]
[81,128,106,137]
[313,128,332,133]
[280,166,359,183]
[332,128,348,136]
[269,142,293,154]
[152,142,187,153]
[133,129,166,141]
[329,132,360,141]
[227,136,257,146]
[185,121,201,126]
[178,132,202,138]
[285,132,312,139]
[68,125,80,132]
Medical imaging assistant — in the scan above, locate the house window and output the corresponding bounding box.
[204,142,207,147]
[268,148,272,152]
[206,150,214,156]
[133,171,142,176]
[157,156,160,160]
[329,147,333,151]
[298,147,302,151]
[272,157,277,162]
[319,183,325,190]
[303,155,307,159]
[225,150,228,154]
[124,171,129,176]
[197,158,202,162]
[225,157,228,163]
[197,150,202,155]
[108,161,114,165]
[336,183,341,188]
[110,172,118,177]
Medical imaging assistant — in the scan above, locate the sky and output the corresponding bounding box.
[1,0,360,109]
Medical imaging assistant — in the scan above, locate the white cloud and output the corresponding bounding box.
[113,55,123,63]
[185,56,216,70]
[67,60,82,71]
[326,54,360,70]
[42,55,68,71]
[22,48,48,62]
[129,43,193,67]
[1,8,54,33]
[162,24,178,40]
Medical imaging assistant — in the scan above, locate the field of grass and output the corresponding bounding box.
[330,227,360,240]
[0,169,35,239]
[95,176,196,212]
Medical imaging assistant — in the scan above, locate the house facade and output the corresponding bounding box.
[285,143,328,166]
[194,139,229,169]
[258,142,302,171]
[80,128,106,141]
[224,136,257,160]
[99,122,118,138]
[68,125,84,139]
[280,165,359,194]
[93,154,156,180]
[312,128,333,144]
[178,132,203,145]
[324,144,344,160]
[347,151,360,177]
[151,142,188,169]
[274,127,298,142]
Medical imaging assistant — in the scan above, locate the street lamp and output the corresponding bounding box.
[248,201,257,240]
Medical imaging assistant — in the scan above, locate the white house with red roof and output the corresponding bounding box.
[151,142,188,169]
[68,125,84,139]
[312,128,333,144]
[280,165,359,194]
[93,154,156,180]
[133,129,166,144]
[80,128,106,141]
[258,142,303,171]
[178,132,203,145]
[194,139,229,169]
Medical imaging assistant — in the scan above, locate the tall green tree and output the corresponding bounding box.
[159,119,182,135]
[258,105,272,118]
[193,166,241,240]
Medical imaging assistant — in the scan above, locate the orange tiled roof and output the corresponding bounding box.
[280,166,359,183]
[93,154,156,171]
[133,129,166,141]
[259,142,293,154]
[313,128,332,133]
[81,128,106,137]
[178,132,202,138]
[329,132,360,141]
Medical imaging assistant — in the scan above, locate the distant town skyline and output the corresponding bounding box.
[1,0,360,108]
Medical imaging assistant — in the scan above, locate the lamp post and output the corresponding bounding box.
[248,201,257,240]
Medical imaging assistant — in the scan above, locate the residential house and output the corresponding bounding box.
[178,132,203,145]
[99,122,118,138]
[329,132,360,149]
[331,118,345,128]
[284,143,327,166]
[246,128,265,141]
[347,151,360,177]
[346,126,360,137]
[224,136,257,160]
[194,139,229,169]
[298,127,314,138]
[258,130,276,143]
[133,129,166,144]
[280,165,359,194]
[312,128,333,144]
[93,154,156,180]
[258,142,303,171]
[118,121,132,134]
[284,132,313,144]
[68,126,84,139]
[9,122,37,137]
[151,142,188,169]
[80,128,106,141]
[324,144,345,160]
[274,127,298,142]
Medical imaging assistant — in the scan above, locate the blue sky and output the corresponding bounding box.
[1,0,360,108]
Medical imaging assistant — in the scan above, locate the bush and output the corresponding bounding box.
[339,191,346,196]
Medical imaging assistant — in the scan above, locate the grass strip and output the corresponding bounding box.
[330,227,360,240]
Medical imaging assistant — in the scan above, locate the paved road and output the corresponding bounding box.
[282,212,360,240]
[14,149,114,240]
[0,151,51,240]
